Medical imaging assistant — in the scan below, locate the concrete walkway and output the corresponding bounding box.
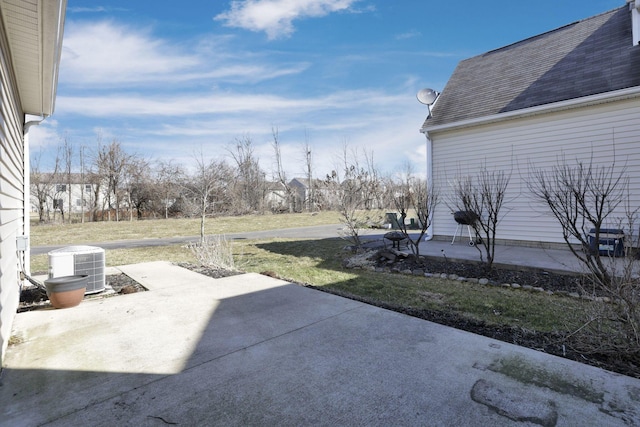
[2,261,639,426]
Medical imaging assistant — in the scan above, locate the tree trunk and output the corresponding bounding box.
[200,198,206,245]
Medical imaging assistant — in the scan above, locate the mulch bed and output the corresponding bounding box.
[18,264,240,312]
[344,250,640,379]
[18,273,148,312]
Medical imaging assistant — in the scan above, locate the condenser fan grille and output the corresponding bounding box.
[48,246,106,294]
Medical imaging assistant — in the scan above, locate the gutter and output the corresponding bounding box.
[47,0,66,115]
[420,85,640,135]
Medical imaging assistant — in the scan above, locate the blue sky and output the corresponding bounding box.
[31,0,624,178]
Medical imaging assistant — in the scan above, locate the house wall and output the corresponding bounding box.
[0,19,25,363]
[430,97,640,246]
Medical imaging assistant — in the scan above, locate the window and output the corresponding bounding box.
[53,199,64,209]
[85,184,92,192]
[76,199,84,207]
[56,184,67,192]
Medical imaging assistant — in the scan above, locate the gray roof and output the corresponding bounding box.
[424,6,640,128]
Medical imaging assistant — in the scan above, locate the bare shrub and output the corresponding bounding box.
[393,177,439,257]
[328,145,383,248]
[449,166,510,270]
[529,156,640,358]
[188,235,235,270]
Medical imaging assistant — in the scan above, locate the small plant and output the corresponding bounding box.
[188,234,235,270]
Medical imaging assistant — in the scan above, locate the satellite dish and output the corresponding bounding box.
[416,88,439,105]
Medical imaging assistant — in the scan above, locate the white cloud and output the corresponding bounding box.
[56,89,406,118]
[67,7,108,13]
[60,20,309,87]
[28,121,60,150]
[395,30,421,40]
[61,21,199,86]
[67,6,129,14]
[215,0,361,39]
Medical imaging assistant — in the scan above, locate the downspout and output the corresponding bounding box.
[22,115,48,277]
[630,0,640,46]
[422,128,434,241]
[416,88,439,241]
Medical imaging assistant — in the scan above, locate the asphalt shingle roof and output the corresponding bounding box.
[424,6,640,128]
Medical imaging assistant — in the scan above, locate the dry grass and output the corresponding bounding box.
[30,211,342,246]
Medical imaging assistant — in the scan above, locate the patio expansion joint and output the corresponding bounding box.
[183,304,367,373]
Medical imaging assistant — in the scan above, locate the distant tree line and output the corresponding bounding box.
[30,132,420,224]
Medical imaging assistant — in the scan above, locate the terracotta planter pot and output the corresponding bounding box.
[44,275,88,309]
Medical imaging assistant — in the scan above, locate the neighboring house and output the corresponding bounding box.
[289,177,334,211]
[289,177,314,211]
[264,181,291,212]
[420,2,640,246]
[31,173,103,218]
[0,1,66,365]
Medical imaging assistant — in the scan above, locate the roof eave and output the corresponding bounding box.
[40,0,67,117]
[420,86,640,135]
[1,0,67,117]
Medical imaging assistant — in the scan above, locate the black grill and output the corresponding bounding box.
[453,211,478,225]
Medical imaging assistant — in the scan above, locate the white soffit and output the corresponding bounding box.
[0,0,66,117]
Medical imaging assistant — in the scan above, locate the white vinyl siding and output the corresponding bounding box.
[430,97,640,245]
[0,18,24,364]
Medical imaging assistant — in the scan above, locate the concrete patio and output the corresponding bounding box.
[2,259,640,426]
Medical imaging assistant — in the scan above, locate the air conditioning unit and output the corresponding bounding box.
[48,246,106,294]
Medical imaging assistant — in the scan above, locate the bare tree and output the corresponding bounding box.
[61,136,74,223]
[328,145,383,248]
[53,182,66,223]
[449,166,511,270]
[303,134,314,212]
[155,160,183,219]
[95,139,131,221]
[79,145,87,223]
[361,149,384,209]
[30,150,60,223]
[124,157,152,220]
[529,156,639,357]
[86,169,102,222]
[185,151,231,244]
[227,135,266,214]
[271,127,295,213]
